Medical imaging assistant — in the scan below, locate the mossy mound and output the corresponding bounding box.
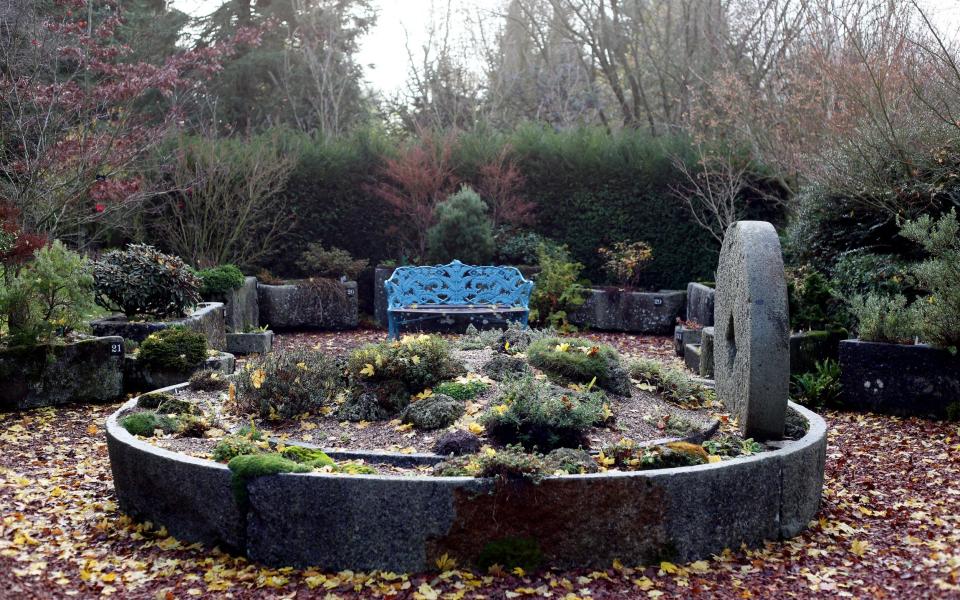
[227,453,312,504]
[543,448,598,474]
[433,429,483,456]
[119,411,180,437]
[212,435,264,462]
[137,327,208,371]
[433,380,488,402]
[401,394,465,430]
[136,391,176,409]
[188,369,230,392]
[281,446,336,468]
[482,354,531,381]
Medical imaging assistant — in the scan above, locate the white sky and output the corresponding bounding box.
[171,0,960,95]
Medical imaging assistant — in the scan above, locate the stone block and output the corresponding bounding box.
[790,328,848,374]
[206,276,259,333]
[839,339,960,418]
[714,221,790,440]
[569,288,685,335]
[686,282,715,326]
[0,336,124,411]
[258,280,358,331]
[123,351,235,395]
[373,266,397,329]
[674,325,703,357]
[226,331,273,355]
[91,302,227,351]
[700,327,715,378]
[684,344,701,374]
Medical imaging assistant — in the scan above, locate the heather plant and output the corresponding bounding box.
[94,244,201,319]
[297,244,368,280]
[237,347,342,419]
[628,358,715,407]
[597,241,653,288]
[526,337,631,395]
[425,186,496,264]
[900,209,960,352]
[348,334,464,392]
[480,375,606,451]
[849,294,920,344]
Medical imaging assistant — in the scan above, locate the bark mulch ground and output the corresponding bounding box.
[1,331,958,599]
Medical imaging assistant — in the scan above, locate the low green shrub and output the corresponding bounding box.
[336,380,409,421]
[495,230,553,266]
[136,391,176,409]
[195,264,245,297]
[628,358,715,407]
[211,435,264,462]
[433,380,488,401]
[849,294,920,344]
[790,359,843,411]
[597,240,653,287]
[788,269,840,331]
[188,369,230,392]
[482,354,532,381]
[297,244,368,279]
[526,337,630,395]
[476,537,544,573]
[701,436,763,458]
[337,462,377,475]
[136,327,208,371]
[119,411,180,437]
[94,243,200,319]
[401,394,465,430]
[348,334,464,392]
[426,186,495,264]
[529,243,586,331]
[433,445,547,480]
[480,375,606,451]
[236,347,342,419]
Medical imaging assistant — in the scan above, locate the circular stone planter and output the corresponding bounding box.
[107,388,826,572]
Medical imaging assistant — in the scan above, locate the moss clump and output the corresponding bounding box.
[212,435,264,462]
[401,394,465,430]
[526,337,631,395]
[628,358,715,407]
[136,391,176,409]
[482,354,531,381]
[189,369,229,392]
[137,327,208,371]
[281,445,336,468]
[154,397,199,416]
[176,414,209,437]
[227,453,311,504]
[476,537,543,573]
[196,264,245,297]
[119,411,180,437]
[337,462,377,475]
[543,448,598,474]
[600,439,708,471]
[481,375,606,451]
[433,379,488,402]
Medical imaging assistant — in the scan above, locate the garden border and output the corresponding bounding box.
[106,385,826,572]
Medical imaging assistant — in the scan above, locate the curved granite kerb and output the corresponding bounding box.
[107,386,826,573]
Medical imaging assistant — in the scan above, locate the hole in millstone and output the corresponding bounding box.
[726,313,737,366]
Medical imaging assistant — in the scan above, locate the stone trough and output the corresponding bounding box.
[106,386,826,572]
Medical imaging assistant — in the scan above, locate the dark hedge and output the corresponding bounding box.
[266,127,787,290]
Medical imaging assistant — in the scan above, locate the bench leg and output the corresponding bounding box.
[388,314,398,340]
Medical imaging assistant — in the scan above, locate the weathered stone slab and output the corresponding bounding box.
[206,276,259,333]
[686,282,715,326]
[839,339,960,418]
[700,326,715,378]
[0,336,124,411]
[90,302,227,351]
[569,288,685,335]
[674,325,702,357]
[790,328,848,375]
[373,266,397,329]
[123,351,235,395]
[684,344,701,374]
[226,331,274,355]
[715,221,790,440]
[258,280,358,330]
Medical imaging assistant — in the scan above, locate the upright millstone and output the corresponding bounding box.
[715,221,790,440]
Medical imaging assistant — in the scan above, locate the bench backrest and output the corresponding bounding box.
[385,260,534,309]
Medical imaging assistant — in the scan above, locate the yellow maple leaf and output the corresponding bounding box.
[360,363,375,377]
[554,342,571,353]
[86,423,99,436]
[850,539,870,557]
[411,355,421,365]
[435,552,458,571]
[493,404,509,416]
[707,455,723,463]
[633,576,654,590]
[251,369,266,389]
[659,561,678,574]
[414,388,433,400]
[395,422,413,432]
[467,422,484,435]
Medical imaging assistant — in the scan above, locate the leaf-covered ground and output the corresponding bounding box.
[1,332,959,599]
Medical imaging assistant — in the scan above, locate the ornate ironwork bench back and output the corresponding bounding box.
[384,260,534,338]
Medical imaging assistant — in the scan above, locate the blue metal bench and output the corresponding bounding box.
[384,260,534,339]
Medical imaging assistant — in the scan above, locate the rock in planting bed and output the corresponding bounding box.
[106,328,825,572]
